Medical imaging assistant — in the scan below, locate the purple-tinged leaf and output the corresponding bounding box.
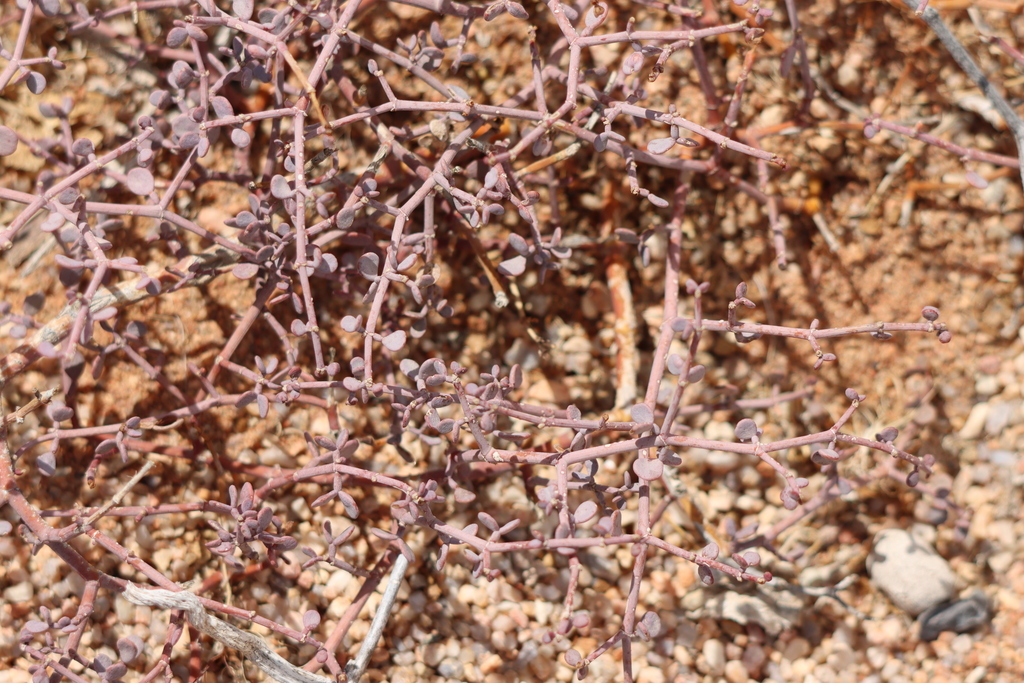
[337,491,359,518]
[37,451,56,476]
[646,193,669,208]
[381,330,406,351]
[665,354,684,375]
[178,132,200,149]
[964,170,987,188]
[632,457,663,481]
[24,620,49,634]
[167,27,189,48]
[290,319,307,336]
[508,233,530,255]
[506,1,528,18]
[270,174,292,199]
[230,127,251,148]
[339,317,360,335]
[698,565,715,585]
[211,96,234,119]
[584,2,607,28]
[573,500,598,524]
[40,212,64,233]
[478,512,498,531]
[647,137,676,155]
[658,448,682,466]
[256,393,269,418]
[686,365,705,383]
[47,405,73,422]
[811,448,840,465]
[357,253,379,280]
[57,187,79,205]
[149,89,171,109]
[93,306,117,322]
[116,635,143,663]
[302,609,321,630]
[640,611,662,638]
[126,167,154,195]
[26,72,46,94]
[630,403,653,423]
[622,50,644,75]
[169,61,194,89]
[734,418,758,441]
[508,364,523,389]
[233,0,254,20]
[0,126,18,156]
[876,426,899,443]
[906,468,921,487]
[497,255,527,277]
[921,306,940,321]
[185,25,207,42]
[565,649,582,667]
[700,542,719,560]
[311,491,338,508]
[483,1,506,21]
[614,228,639,244]
[232,263,259,280]
[454,487,476,503]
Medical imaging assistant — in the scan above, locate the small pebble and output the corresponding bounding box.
[703,638,726,675]
[437,658,464,679]
[918,592,991,641]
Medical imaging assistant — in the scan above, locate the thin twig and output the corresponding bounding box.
[904,0,1024,192]
[83,459,156,527]
[344,553,409,683]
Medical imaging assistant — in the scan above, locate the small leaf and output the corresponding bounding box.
[573,500,598,524]
[734,418,758,441]
[698,565,714,585]
[665,354,684,375]
[381,330,406,351]
[453,487,476,503]
[126,167,154,195]
[103,663,128,681]
[630,403,653,423]
[233,0,254,20]
[647,137,676,155]
[37,451,57,476]
[270,174,292,199]
[497,255,527,277]
[506,1,528,18]
[0,126,19,156]
[26,71,47,95]
[632,457,664,481]
[232,263,260,279]
[302,609,321,630]
[230,127,251,148]
[357,253,379,280]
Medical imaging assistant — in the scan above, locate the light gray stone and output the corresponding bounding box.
[867,528,956,615]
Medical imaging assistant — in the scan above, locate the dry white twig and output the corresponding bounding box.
[122,583,331,683]
[904,0,1024,193]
